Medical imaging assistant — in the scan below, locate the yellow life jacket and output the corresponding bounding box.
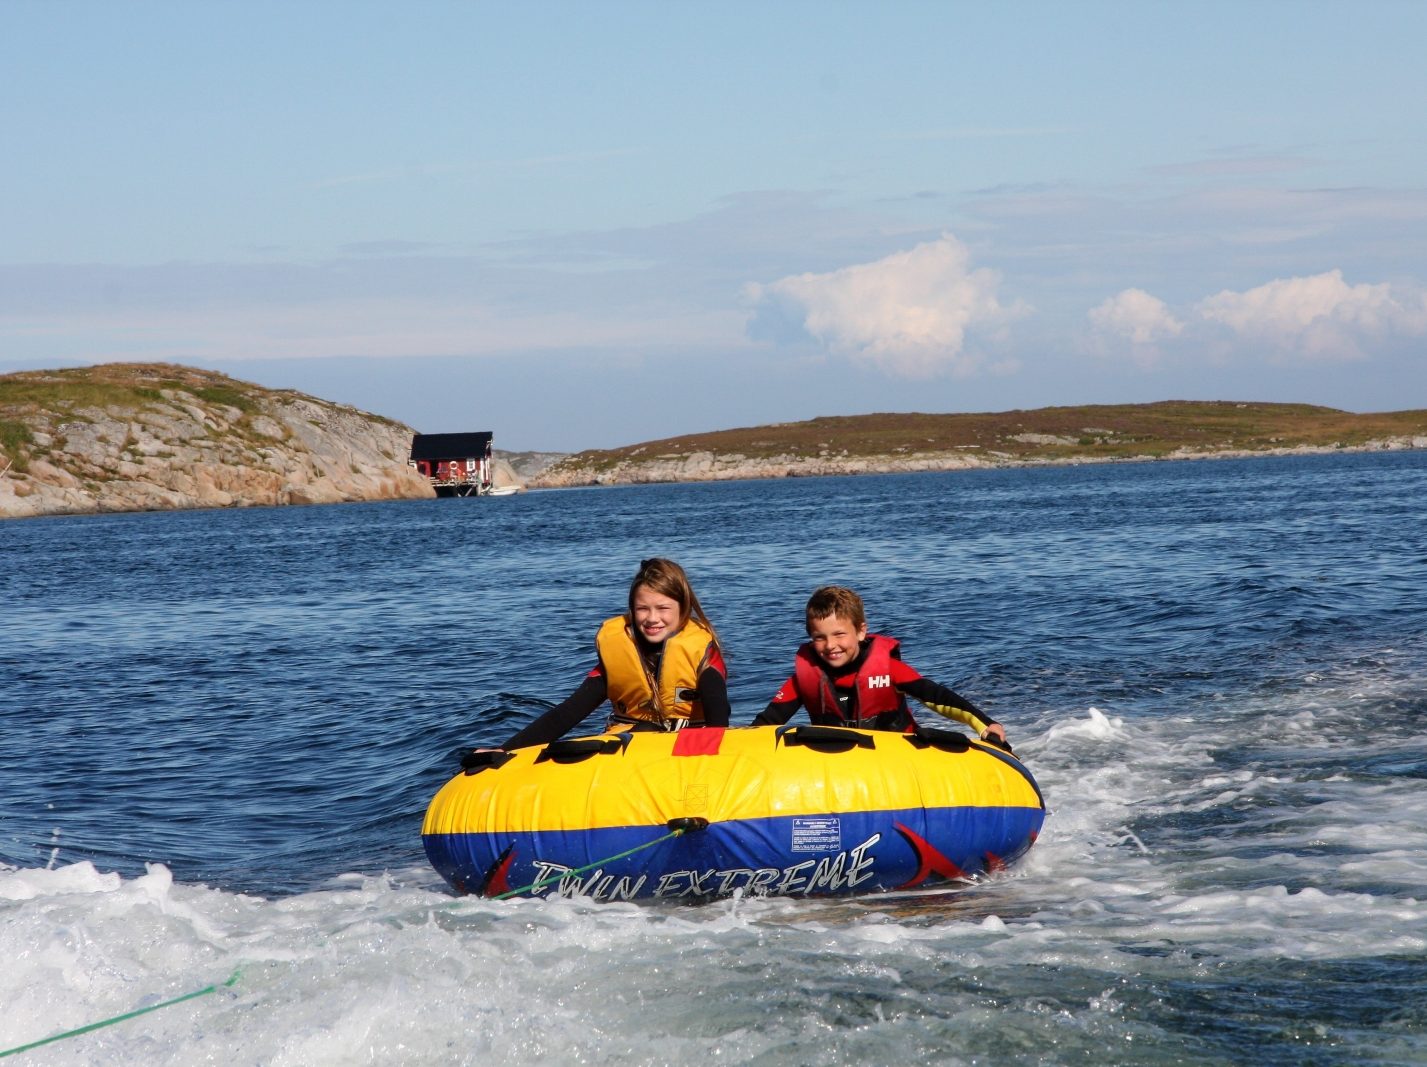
[596,615,716,728]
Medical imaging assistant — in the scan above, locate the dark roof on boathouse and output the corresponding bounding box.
[409,432,493,461]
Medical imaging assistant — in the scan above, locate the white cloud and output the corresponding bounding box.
[1197,270,1427,360]
[1088,289,1185,345]
[743,234,1026,377]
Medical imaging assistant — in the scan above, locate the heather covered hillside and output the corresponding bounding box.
[533,402,1427,486]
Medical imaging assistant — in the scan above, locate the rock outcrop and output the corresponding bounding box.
[488,456,527,491]
[0,363,436,519]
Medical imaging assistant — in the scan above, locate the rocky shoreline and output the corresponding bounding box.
[530,436,1427,488]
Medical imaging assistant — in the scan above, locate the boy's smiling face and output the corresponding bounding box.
[808,612,868,670]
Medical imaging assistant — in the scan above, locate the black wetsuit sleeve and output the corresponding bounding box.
[501,673,608,750]
[752,698,800,727]
[751,672,801,726]
[698,666,731,728]
[900,677,997,734]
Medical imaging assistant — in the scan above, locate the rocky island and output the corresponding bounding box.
[0,363,435,520]
[531,402,1427,487]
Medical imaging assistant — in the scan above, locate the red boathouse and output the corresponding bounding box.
[409,432,494,497]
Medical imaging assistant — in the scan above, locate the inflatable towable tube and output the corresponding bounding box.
[422,724,1044,902]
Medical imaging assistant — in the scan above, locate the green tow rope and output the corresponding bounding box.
[493,817,707,900]
[0,968,242,1059]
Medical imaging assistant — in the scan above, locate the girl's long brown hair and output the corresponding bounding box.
[628,557,720,648]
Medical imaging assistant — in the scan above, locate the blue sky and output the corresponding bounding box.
[4,1,1425,450]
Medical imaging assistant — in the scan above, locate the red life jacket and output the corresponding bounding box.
[792,634,912,729]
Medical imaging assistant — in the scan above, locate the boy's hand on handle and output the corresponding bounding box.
[979,723,1013,754]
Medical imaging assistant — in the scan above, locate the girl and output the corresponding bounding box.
[498,558,729,750]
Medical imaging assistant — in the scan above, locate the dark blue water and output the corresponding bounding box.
[3,452,1425,1065]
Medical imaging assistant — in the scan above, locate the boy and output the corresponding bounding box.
[753,585,1009,746]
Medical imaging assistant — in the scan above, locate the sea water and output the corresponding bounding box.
[1,452,1424,1065]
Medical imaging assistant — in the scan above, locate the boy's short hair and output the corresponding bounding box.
[805,586,866,632]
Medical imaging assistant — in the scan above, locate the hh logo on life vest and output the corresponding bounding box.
[866,675,892,688]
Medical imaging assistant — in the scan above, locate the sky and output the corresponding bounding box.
[4,1,1426,451]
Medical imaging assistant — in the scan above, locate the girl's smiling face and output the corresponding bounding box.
[632,584,683,644]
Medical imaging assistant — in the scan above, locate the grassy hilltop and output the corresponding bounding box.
[0,362,430,518]
[535,401,1427,485]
